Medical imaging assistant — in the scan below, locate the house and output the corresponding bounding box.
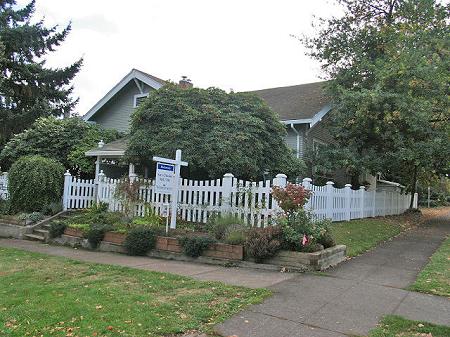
[83,68,344,182]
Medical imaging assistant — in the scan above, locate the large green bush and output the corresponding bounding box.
[124,227,158,256]
[8,155,64,213]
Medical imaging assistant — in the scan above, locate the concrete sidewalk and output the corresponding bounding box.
[0,238,296,288]
[215,212,450,337]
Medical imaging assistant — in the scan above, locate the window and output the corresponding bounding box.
[133,93,149,108]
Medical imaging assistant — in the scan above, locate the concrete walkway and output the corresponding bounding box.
[0,213,449,337]
[0,238,296,288]
[216,212,450,337]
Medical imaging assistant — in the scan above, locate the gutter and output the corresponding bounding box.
[290,123,301,158]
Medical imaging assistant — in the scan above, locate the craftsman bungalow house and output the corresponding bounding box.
[83,68,385,188]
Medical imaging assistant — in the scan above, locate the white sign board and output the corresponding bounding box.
[154,162,175,194]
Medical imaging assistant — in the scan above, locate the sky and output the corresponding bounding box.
[17,0,340,116]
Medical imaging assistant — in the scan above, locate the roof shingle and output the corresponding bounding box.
[249,81,330,121]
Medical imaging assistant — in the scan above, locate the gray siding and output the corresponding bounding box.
[90,81,153,133]
[285,124,308,158]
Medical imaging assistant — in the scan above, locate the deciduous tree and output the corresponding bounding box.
[303,0,449,207]
[127,84,305,180]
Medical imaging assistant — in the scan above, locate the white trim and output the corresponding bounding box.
[82,69,164,121]
[281,104,332,127]
[133,93,149,108]
[282,118,312,125]
[133,78,143,94]
[311,104,332,127]
[85,150,125,157]
[289,123,301,159]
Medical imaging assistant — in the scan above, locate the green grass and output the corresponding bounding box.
[331,218,404,257]
[0,247,270,336]
[368,315,450,337]
[409,236,450,297]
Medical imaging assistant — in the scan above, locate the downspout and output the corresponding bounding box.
[290,123,300,158]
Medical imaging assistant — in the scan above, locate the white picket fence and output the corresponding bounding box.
[0,173,8,200]
[62,171,417,226]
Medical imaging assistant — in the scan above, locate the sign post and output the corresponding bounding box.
[153,149,188,229]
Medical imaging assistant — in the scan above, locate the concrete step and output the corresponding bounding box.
[34,229,49,235]
[24,233,45,241]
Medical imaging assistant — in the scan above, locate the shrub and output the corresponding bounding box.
[205,213,246,240]
[49,221,67,238]
[271,183,311,214]
[68,223,90,234]
[42,202,63,216]
[87,224,112,248]
[244,226,282,263]
[124,227,158,256]
[8,155,64,213]
[300,243,324,253]
[179,236,216,257]
[317,232,335,249]
[279,210,333,251]
[0,199,11,215]
[224,230,246,245]
[131,208,162,228]
[18,212,44,224]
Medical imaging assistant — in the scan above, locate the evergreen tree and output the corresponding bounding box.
[0,0,82,148]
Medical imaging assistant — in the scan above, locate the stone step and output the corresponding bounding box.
[24,233,45,241]
[34,229,49,235]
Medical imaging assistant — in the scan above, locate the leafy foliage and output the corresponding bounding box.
[127,84,305,180]
[17,211,44,224]
[41,202,63,216]
[224,230,246,245]
[271,184,311,214]
[114,178,143,218]
[278,211,332,251]
[87,224,112,249]
[244,226,282,262]
[8,155,64,213]
[0,117,121,174]
[205,213,247,240]
[49,221,67,238]
[0,199,10,215]
[124,227,158,256]
[303,0,450,202]
[0,0,82,149]
[178,236,216,258]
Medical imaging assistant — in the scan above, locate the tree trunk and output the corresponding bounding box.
[409,165,418,209]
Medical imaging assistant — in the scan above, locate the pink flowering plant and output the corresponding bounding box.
[272,183,334,252]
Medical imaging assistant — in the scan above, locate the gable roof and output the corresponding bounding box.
[82,69,166,122]
[249,81,331,124]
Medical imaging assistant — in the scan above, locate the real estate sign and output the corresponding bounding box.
[154,162,175,194]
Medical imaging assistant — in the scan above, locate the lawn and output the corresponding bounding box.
[0,247,270,337]
[331,217,408,257]
[409,235,450,297]
[368,315,450,337]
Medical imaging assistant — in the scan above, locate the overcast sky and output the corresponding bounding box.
[17,0,339,116]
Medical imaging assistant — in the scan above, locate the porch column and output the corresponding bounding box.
[129,163,137,181]
[95,156,101,183]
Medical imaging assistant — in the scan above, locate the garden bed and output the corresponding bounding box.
[63,227,85,238]
[265,245,347,271]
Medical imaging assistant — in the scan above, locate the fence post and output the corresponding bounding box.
[63,170,72,211]
[302,177,312,211]
[222,173,234,213]
[97,170,105,205]
[372,190,376,217]
[273,174,287,212]
[359,186,365,219]
[344,184,352,221]
[326,181,334,220]
[413,192,418,209]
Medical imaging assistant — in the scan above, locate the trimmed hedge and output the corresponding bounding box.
[8,155,64,213]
